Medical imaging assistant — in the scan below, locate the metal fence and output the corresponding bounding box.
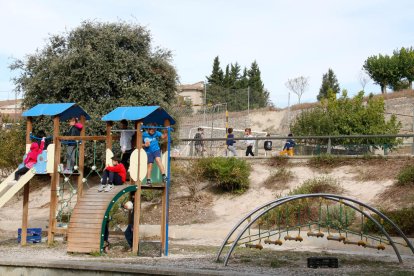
[172,134,414,157]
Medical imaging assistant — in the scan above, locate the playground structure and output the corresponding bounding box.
[216,193,414,266]
[0,103,174,256]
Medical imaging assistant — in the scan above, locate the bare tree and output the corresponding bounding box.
[285,76,309,104]
[358,70,370,91]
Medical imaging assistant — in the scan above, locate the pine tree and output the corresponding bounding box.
[248,61,267,108]
[206,56,224,86]
[317,68,340,101]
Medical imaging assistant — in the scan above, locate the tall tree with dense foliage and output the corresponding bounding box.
[205,58,269,111]
[291,91,401,149]
[363,54,400,93]
[317,69,340,101]
[11,21,177,135]
[395,47,414,89]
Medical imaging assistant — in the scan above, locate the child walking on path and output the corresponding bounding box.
[12,136,45,183]
[280,133,296,156]
[98,156,126,192]
[226,128,237,156]
[244,128,255,156]
[143,124,167,186]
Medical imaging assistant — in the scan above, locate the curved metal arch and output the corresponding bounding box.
[100,185,137,253]
[216,195,298,261]
[222,194,413,266]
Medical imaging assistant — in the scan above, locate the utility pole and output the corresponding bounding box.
[287,91,291,129]
[203,82,207,125]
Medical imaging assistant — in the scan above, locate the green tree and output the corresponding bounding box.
[291,91,401,149]
[11,21,177,135]
[395,47,414,89]
[317,69,340,101]
[206,56,224,86]
[248,61,268,108]
[363,54,400,93]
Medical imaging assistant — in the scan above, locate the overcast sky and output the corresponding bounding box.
[0,0,413,107]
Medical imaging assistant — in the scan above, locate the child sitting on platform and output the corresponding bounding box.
[143,124,168,186]
[98,156,126,192]
[11,135,46,183]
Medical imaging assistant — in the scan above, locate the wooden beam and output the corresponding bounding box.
[48,116,60,245]
[77,115,86,197]
[21,117,33,246]
[161,119,170,252]
[106,122,113,150]
[132,121,143,255]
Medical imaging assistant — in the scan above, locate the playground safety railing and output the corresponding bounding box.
[173,134,414,157]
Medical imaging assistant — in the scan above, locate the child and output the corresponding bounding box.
[244,128,255,156]
[64,117,83,173]
[143,124,167,186]
[98,156,126,192]
[12,136,45,183]
[264,133,273,157]
[193,127,205,157]
[280,133,296,156]
[119,120,135,172]
[226,128,237,156]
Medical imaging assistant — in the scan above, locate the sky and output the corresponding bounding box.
[0,0,413,107]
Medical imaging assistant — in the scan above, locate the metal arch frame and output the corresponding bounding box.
[216,195,298,261]
[100,185,137,253]
[219,194,414,266]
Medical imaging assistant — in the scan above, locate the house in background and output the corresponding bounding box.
[0,99,23,123]
[177,81,204,113]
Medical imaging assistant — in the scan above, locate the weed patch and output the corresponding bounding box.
[263,168,294,189]
[396,165,414,186]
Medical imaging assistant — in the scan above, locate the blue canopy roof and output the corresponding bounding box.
[22,103,91,121]
[101,106,176,125]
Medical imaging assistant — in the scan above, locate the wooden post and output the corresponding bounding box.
[106,122,113,150]
[48,116,60,245]
[77,115,86,197]
[161,119,170,252]
[21,117,33,246]
[132,121,143,255]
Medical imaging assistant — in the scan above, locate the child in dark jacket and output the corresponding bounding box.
[64,117,83,173]
[226,128,237,156]
[279,133,296,156]
[98,156,126,192]
[12,137,45,182]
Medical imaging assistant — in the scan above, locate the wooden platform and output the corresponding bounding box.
[67,185,135,253]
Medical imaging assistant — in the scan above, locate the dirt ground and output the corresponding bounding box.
[1,158,414,275]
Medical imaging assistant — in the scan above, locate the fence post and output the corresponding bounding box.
[327,137,332,154]
[384,144,388,156]
[189,141,194,157]
[254,139,259,156]
[412,139,414,156]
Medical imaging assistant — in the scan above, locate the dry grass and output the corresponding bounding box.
[268,156,291,167]
[263,168,294,190]
[352,158,412,181]
[375,185,414,210]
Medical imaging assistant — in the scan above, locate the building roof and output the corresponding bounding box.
[101,106,176,125]
[177,81,204,92]
[22,103,91,120]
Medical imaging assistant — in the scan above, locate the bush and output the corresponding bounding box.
[263,168,294,189]
[308,154,346,169]
[365,207,414,236]
[268,156,290,167]
[0,124,25,177]
[196,157,250,193]
[396,165,414,186]
[289,176,343,195]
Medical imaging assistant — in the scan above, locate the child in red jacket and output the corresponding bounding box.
[98,156,126,192]
[13,137,45,182]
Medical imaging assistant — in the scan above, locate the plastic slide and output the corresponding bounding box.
[0,169,35,208]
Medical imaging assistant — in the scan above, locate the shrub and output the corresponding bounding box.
[396,165,414,186]
[196,157,250,193]
[268,156,289,167]
[308,154,346,169]
[0,124,25,177]
[289,176,343,195]
[263,168,294,189]
[365,207,414,236]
